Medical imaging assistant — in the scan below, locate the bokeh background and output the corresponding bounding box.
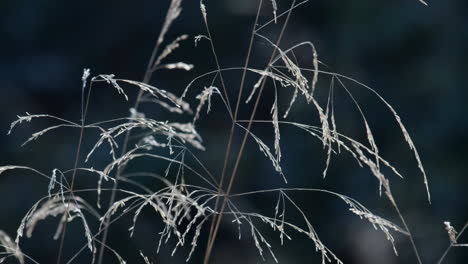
[1,0,467,263]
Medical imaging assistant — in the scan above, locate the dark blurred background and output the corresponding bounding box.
[1,0,467,263]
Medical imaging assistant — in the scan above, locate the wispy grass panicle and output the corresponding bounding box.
[2,0,451,264]
[0,230,24,264]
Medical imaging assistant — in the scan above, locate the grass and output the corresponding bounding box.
[1,0,466,263]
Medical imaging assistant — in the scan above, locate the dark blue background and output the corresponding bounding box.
[0,0,467,263]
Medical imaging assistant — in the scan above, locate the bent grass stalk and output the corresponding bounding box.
[204,1,297,262]
[204,0,264,260]
[96,1,185,263]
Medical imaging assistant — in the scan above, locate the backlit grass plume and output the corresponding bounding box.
[3,0,464,264]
